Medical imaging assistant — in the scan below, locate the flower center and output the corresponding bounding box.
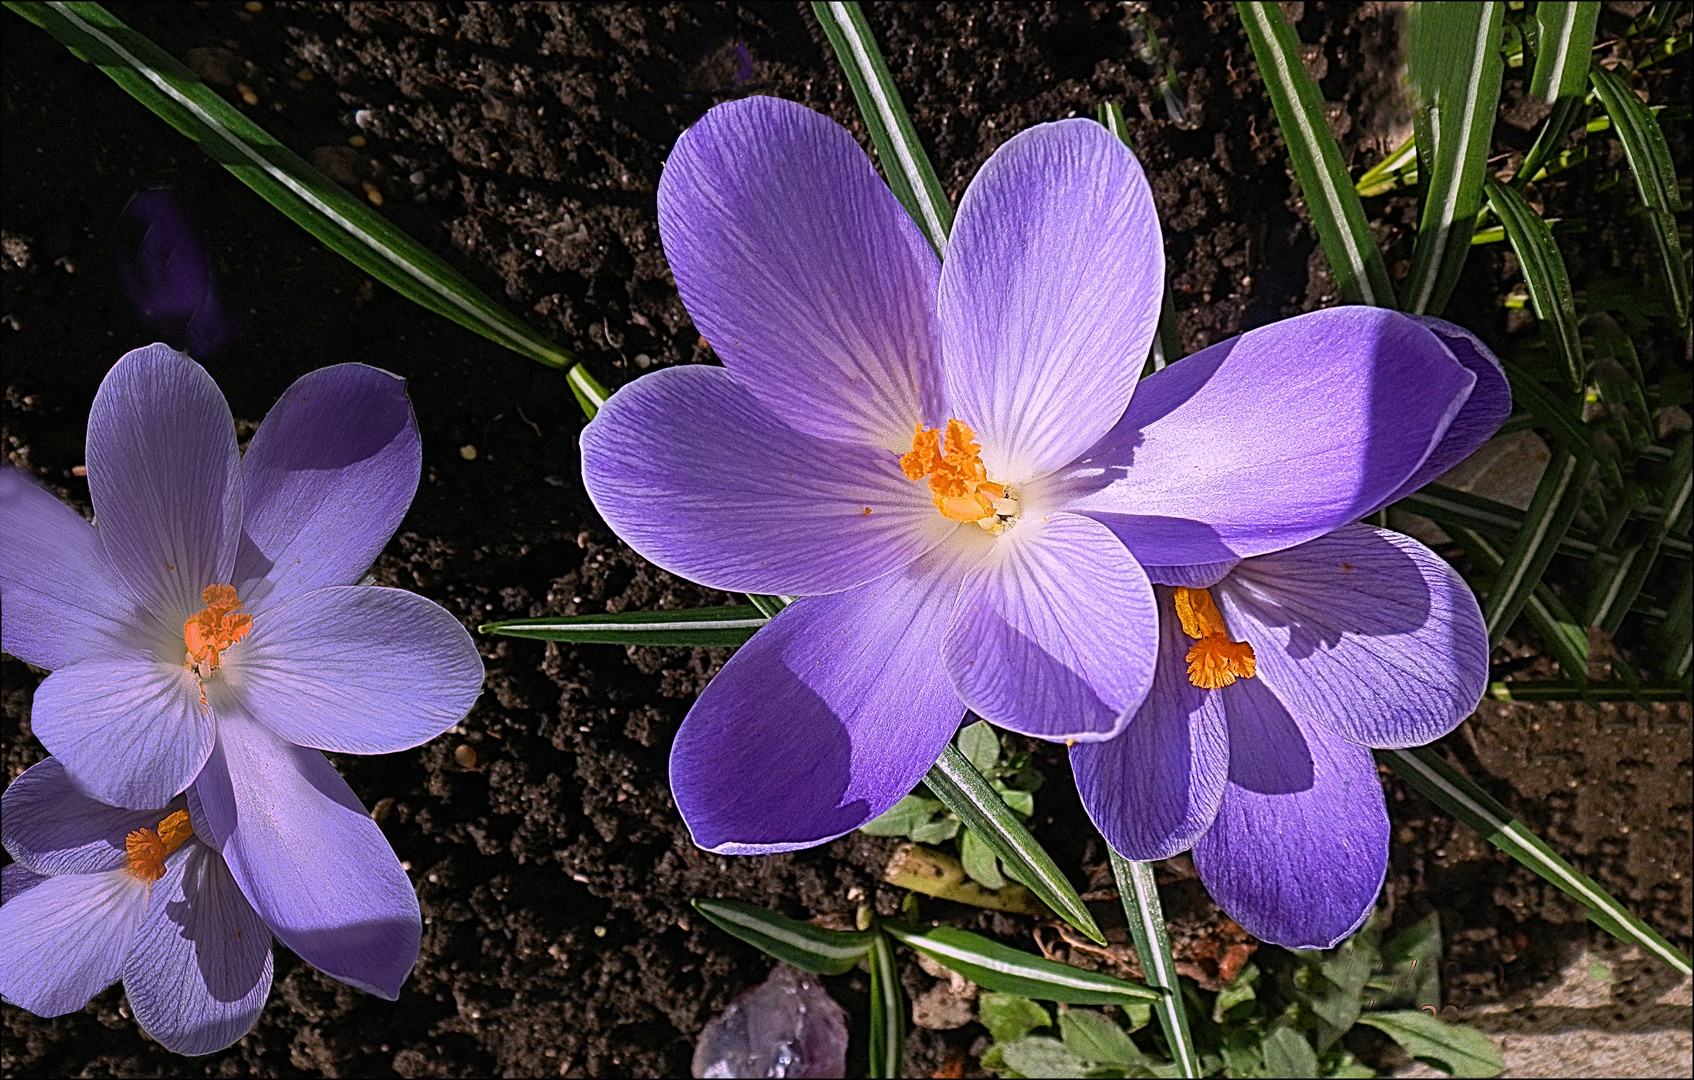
[900,419,1019,532]
[1173,586,1256,689]
[183,583,252,679]
[125,809,193,883]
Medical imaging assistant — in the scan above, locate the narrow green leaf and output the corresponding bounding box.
[691,898,878,975]
[1356,1011,1503,1078]
[1484,178,1583,393]
[1450,526,1590,682]
[810,1,952,253]
[1356,133,1418,197]
[567,364,610,420]
[1236,2,1396,307]
[479,605,767,646]
[1109,852,1201,1078]
[1590,434,1693,635]
[1485,680,1688,702]
[1058,1008,1145,1067]
[1401,1,1507,316]
[1379,746,1692,975]
[1660,570,1692,681]
[1499,360,1590,453]
[1097,101,1184,372]
[1529,2,1601,102]
[882,923,1159,1004]
[743,593,793,619]
[867,931,904,1079]
[927,745,1105,943]
[5,2,574,370]
[1479,442,1595,644]
[1589,62,1690,326]
[1513,94,1587,189]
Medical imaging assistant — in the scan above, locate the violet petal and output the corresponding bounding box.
[0,865,149,1017]
[1,757,169,875]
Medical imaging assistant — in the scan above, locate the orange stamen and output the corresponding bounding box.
[1172,586,1257,689]
[183,583,252,678]
[125,809,193,883]
[901,419,1011,524]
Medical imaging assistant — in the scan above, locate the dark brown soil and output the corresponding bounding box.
[2,3,1688,1077]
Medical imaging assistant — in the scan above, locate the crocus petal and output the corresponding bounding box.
[31,658,213,809]
[0,865,148,1016]
[1373,317,1512,509]
[125,843,273,1057]
[0,467,153,670]
[939,119,1162,482]
[582,364,951,595]
[86,345,241,626]
[1192,679,1388,949]
[943,512,1156,741]
[234,364,421,614]
[1217,524,1487,748]
[228,585,481,753]
[1071,588,1228,859]
[1049,307,1476,565]
[1,758,169,875]
[658,95,944,451]
[670,543,974,854]
[189,706,419,999]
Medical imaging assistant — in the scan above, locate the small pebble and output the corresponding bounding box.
[459,444,478,460]
[243,1,262,11]
[410,170,427,186]
[348,134,367,148]
[295,69,314,82]
[592,925,607,938]
[371,796,396,824]
[633,353,652,369]
[236,83,259,106]
[361,181,384,206]
[453,744,478,768]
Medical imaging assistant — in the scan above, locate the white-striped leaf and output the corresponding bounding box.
[1529,2,1601,102]
[1480,442,1595,644]
[883,923,1160,1004]
[1483,177,1583,392]
[1109,852,1200,1077]
[867,931,904,1078]
[567,364,610,420]
[480,606,767,647]
[691,898,878,975]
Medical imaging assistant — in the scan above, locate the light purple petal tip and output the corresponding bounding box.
[0,467,152,670]
[1052,307,1476,565]
[1192,679,1388,949]
[1071,588,1229,860]
[1,757,171,875]
[87,345,241,626]
[659,95,945,451]
[125,843,273,1057]
[231,585,482,754]
[582,364,951,596]
[189,707,419,1000]
[670,545,971,854]
[943,513,1156,742]
[940,119,1162,482]
[0,865,148,1016]
[1220,524,1488,749]
[234,363,421,614]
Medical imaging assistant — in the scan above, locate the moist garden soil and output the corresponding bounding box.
[1,3,1689,1077]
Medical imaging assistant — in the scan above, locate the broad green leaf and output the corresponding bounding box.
[5,2,574,371]
[979,992,1053,1045]
[1379,747,1691,975]
[1589,63,1690,326]
[1479,442,1595,645]
[909,816,963,845]
[1379,911,1443,1009]
[859,793,946,837]
[479,605,766,647]
[883,924,1159,1005]
[1356,1011,1503,1078]
[1529,2,1600,102]
[998,1036,1090,1079]
[997,787,1036,817]
[884,842,1038,913]
[691,898,877,975]
[961,825,1009,890]
[1236,2,1395,307]
[567,364,610,420]
[1260,1021,1320,1079]
[810,1,952,253]
[1401,1,1507,317]
[1097,100,1185,371]
[867,931,903,1079]
[1211,962,1259,1022]
[1110,852,1201,1078]
[1059,1008,1145,1067]
[1483,178,1583,393]
[958,719,1002,774]
[928,744,1105,943]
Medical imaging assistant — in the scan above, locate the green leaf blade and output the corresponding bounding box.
[882,923,1159,1005]
[1529,2,1601,102]
[691,898,877,975]
[1479,442,1595,645]
[1356,1011,1503,1078]
[1483,178,1583,393]
[1109,852,1201,1077]
[867,931,904,1078]
[479,605,767,646]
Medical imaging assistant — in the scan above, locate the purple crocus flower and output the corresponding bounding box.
[1,758,272,1055]
[0,345,484,996]
[579,96,1489,856]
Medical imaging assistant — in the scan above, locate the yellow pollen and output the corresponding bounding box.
[901,419,1011,524]
[184,584,252,678]
[125,809,193,883]
[1172,586,1257,690]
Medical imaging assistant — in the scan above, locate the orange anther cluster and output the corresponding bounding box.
[1173,586,1257,690]
[125,809,193,883]
[184,584,252,676]
[900,419,1006,523]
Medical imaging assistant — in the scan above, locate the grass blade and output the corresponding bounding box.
[1500,360,1590,452]
[1109,852,1201,1078]
[810,1,952,254]
[883,923,1159,1004]
[1587,434,1693,635]
[1401,1,1507,316]
[1513,95,1587,189]
[1379,747,1691,975]
[927,745,1105,944]
[1236,2,1396,307]
[1450,526,1590,682]
[567,364,610,420]
[1485,681,1689,702]
[1660,570,1692,681]
[1529,2,1601,102]
[1589,62,1690,327]
[1483,178,1583,392]
[867,931,904,1078]
[692,898,878,975]
[5,1,573,370]
[1357,133,1418,197]
[479,606,767,646]
[1479,442,1595,644]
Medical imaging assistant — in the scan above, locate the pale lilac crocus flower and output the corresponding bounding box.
[580,96,1487,856]
[0,346,484,995]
